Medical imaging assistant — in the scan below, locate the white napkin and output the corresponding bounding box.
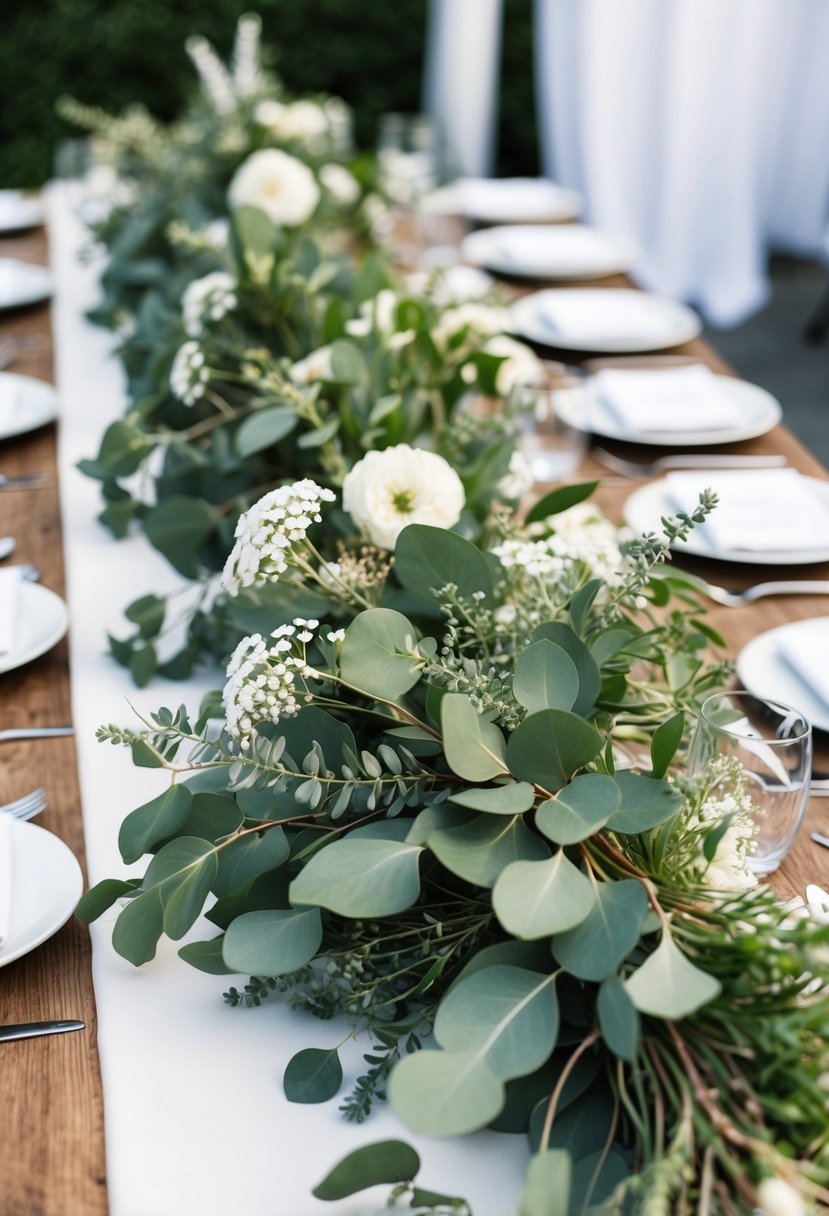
[492,225,628,275]
[666,469,829,553]
[456,177,567,218]
[595,365,745,433]
[0,378,23,429]
[0,567,22,655]
[538,292,675,343]
[776,628,829,712]
[0,813,12,948]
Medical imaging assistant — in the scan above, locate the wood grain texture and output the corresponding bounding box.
[0,226,107,1216]
[0,218,827,1216]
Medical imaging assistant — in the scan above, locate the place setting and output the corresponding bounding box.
[508,285,702,353]
[0,258,54,312]
[423,175,584,225]
[0,189,46,236]
[0,556,70,676]
[460,221,639,281]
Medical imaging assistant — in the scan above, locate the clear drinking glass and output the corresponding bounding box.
[377,112,442,205]
[508,366,589,485]
[687,690,812,874]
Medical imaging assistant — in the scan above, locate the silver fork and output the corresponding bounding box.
[700,579,829,607]
[592,447,787,479]
[0,788,46,821]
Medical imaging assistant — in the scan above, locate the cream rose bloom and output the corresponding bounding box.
[254,99,329,142]
[343,444,465,550]
[228,149,320,227]
[319,162,360,206]
[483,334,545,395]
[756,1179,806,1216]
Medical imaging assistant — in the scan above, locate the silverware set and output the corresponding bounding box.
[591,446,787,479]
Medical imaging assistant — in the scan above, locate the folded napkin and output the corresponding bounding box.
[666,469,829,553]
[595,364,745,433]
[776,627,829,712]
[0,378,24,430]
[456,177,567,219]
[0,567,23,655]
[0,813,12,948]
[492,225,629,275]
[538,292,675,343]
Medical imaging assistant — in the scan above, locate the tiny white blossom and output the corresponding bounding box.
[228,148,320,227]
[343,444,465,550]
[223,622,318,747]
[756,1178,806,1216]
[170,340,209,405]
[497,451,534,501]
[320,162,360,207]
[182,271,238,337]
[431,302,507,352]
[222,479,336,596]
[289,345,334,385]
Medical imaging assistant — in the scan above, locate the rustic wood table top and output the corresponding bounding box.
[0,221,826,1216]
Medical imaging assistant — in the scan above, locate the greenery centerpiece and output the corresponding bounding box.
[79,474,829,1216]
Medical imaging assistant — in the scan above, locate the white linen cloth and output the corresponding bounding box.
[0,566,22,655]
[423,0,503,177]
[777,629,829,713]
[666,469,829,553]
[47,184,528,1216]
[594,365,745,433]
[534,0,829,327]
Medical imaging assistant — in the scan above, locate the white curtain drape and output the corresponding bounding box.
[423,0,504,178]
[534,0,829,327]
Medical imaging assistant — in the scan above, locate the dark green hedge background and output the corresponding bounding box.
[0,0,537,187]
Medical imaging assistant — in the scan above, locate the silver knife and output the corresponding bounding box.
[0,473,50,490]
[0,726,74,742]
[0,1020,85,1042]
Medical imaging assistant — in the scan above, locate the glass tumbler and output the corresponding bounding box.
[687,690,812,875]
[508,367,589,485]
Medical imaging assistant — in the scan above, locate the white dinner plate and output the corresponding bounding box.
[0,818,83,968]
[623,475,829,565]
[0,190,45,235]
[0,582,69,675]
[509,288,702,353]
[558,373,782,447]
[461,223,638,281]
[0,259,54,311]
[0,373,59,441]
[737,617,829,734]
[424,176,583,224]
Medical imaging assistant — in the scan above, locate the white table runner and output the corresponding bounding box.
[48,183,527,1216]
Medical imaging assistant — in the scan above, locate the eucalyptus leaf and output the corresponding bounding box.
[143,497,216,578]
[338,608,421,700]
[531,622,601,714]
[518,1150,572,1216]
[535,774,621,845]
[608,771,683,834]
[513,640,579,714]
[389,1049,504,1136]
[441,693,508,782]
[650,711,686,779]
[283,1047,343,1104]
[597,975,640,1062]
[448,781,537,815]
[394,524,494,604]
[234,407,297,457]
[434,964,559,1080]
[111,887,164,966]
[428,813,549,888]
[312,1140,420,1201]
[75,877,140,924]
[142,837,217,940]
[506,709,603,794]
[525,480,599,524]
[212,824,290,897]
[289,836,423,915]
[625,931,722,1019]
[178,935,235,975]
[118,784,193,865]
[493,853,596,939]
[553,880,649,981]
[222,907,322,976]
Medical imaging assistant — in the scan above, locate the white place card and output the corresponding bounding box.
[666,469,829,552]
[595,365,745,432]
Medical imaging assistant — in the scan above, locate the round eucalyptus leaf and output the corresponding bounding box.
[441,693,508,782]
[608,771,683,834]
[428,813,549,888]
[118,783,193,865]
[448,781,536,816]
[338,608,422,700]
[553,879,649,981]
[283,1046,343,1104]
[519,1150,572,1216]
[389,1049,504,1136]
[289,836,423,916]
[535,773,621,845]
[394,524,494,604]
[312,1139,420,1201]
[513,640,579,714]
[493,853,595,939]
[222,906,322,976]
[506,709,603,794]
[624,931,722,1019]
[596,975,639,1062]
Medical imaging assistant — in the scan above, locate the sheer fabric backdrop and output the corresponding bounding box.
[534,0,829,326]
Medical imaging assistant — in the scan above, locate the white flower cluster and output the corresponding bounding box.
[693,758,758,891]
[182,271,238,337]
[223,618,319,747]
[289,344,334,385]
[483,334,544,395]
[169,340,209,405]
[345,289,413,349]
[342,444,465,550]
[185,35,236,116]
[255,99,330,144]
[221,480,336,597]
[228,148,320,227]
[431,302,508,352]
[319,162,360,207]
[493,503,628,585]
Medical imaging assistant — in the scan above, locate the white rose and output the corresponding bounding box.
[484,334,545,395]
[343,444,465,550]
[289,345,334,385]
[756,1178,806,1216]
[320,162,360,206]
[432,302,508,351]
[254,99,329,142]
[228,149,320,227]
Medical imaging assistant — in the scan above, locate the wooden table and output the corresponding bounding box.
[0,225,827,1216]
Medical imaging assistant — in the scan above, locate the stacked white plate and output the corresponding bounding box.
[462,223,638,281]
[510,288,702,353]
